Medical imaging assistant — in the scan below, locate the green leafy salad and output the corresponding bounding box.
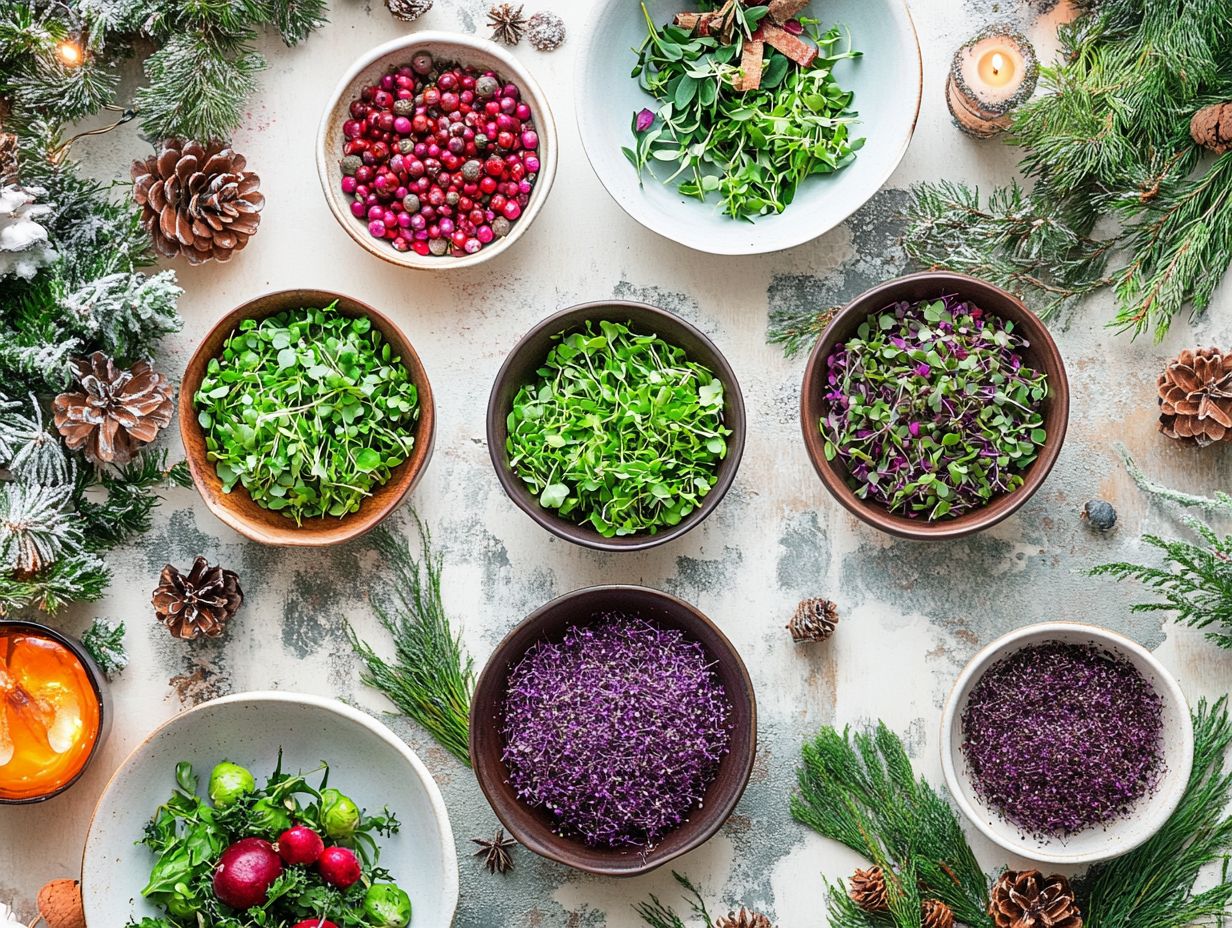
[625,0,863,220]
[131,757,412,928]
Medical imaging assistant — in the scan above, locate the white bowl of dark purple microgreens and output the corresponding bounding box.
[941,623,1193,865]
[575,0,921,254]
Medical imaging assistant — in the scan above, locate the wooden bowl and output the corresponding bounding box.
[486,301,746,551]
[800,272,1069,540]
[179,289,435,546]
[316,32,558,270]
[469,585,757,877]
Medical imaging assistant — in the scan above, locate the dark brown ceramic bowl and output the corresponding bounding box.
[179,289,435,546]
[800,272,1069,540]
[469,585,757,876]
[0,620,111,804]
[486,301,746,551]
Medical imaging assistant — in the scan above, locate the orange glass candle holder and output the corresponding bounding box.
[0,621,110,803]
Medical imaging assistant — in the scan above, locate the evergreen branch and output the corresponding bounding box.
[1091,449,1232,648]
[347,515,475,766]
[81,617,127,677]
[791,722,993,928]
[1079,697,1232,928]
[634,873,716,928]
[0,549,109,615]
[73,449,192,550]
[766,304,838,359]
[902,181,1116,319]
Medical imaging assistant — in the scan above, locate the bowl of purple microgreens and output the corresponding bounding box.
[469,584,756,876]
[800,271,1069,540]
[940,622,1193,864]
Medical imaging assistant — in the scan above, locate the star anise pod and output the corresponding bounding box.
[487,3,527,45]
[473,828,516,874]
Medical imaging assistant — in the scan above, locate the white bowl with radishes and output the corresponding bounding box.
[81,692,458,927]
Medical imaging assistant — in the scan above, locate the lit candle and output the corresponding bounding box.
[946,27,1038,139]
[0,622,109,803]
[55,40,83,67]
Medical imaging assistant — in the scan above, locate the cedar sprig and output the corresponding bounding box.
[634,872,716,928]
[348,515,475,766]
[1076,697,1232,928]
[1091,448,1232,649]
[791,722,994,928]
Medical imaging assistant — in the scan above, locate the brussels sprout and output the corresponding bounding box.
[362,883,412,927]
[208,761,255,808]
[249,796,294,837]
[319,788,362,839]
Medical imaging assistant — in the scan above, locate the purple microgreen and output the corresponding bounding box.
[819,295,1049,521]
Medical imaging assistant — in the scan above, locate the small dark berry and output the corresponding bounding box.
[1082,499,1118,533]
[491,216,512,237]
[339,155,363,176]
[461,159,482,182]
[476,75,500,99]
[403,193,421,213]
[411,52,434,76]
[398,138,416,155]
[428,237,450,256]
[393,99,416,117]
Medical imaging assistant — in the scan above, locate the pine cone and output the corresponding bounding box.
[387,0,433,21]
[921,899,955,928]
[990,870,1082,928]
[848,866,889,913]
[1157,347,1232,446]
[153,557,243,640]
[131,139,264,265]
[53,353,173,465]
[0,132,17,184]
[788,597,839,642]
[715,909,773,928]
[1191,102,1232,154]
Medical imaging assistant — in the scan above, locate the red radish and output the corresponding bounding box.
[291,921,338,928]
[213,837,283,910]
[317,846,362,888]
[277,825,325,866]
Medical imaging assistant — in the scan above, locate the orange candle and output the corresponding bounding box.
[946,27,1039,138]
[0,623,106,802]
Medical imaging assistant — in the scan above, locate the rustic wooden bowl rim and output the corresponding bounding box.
[799,271,1070,540]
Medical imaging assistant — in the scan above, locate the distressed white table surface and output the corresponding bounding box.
[4,0,1232,925]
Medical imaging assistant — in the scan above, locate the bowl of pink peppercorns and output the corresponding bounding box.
[317,32,558,268]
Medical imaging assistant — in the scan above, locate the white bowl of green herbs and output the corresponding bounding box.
[576,0,921,255]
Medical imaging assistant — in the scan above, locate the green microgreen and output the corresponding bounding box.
[505,320,731,538]
[623,4,863,221]
[194,302,419,525]
[820,297,1049,521]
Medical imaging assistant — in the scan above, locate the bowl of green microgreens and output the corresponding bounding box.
[181,289,435,547]
[800,272,1069,540]
[487,301,746,551]
[575,0,921,255]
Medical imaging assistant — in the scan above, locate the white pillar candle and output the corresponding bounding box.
[945,27,1039,139]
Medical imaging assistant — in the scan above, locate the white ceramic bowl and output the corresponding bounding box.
[575,0,921,255]
[941,623,1193,865]
[82,692,459,926]
[316,32,558,270]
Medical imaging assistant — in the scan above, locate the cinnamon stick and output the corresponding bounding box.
[756,22,818,67]
[734,38,765,91]
[767,0,810,22]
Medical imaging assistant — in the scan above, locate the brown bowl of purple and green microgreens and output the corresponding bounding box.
[800,272,1069,540]
[469,585,757,876]
[486,301,746,551]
